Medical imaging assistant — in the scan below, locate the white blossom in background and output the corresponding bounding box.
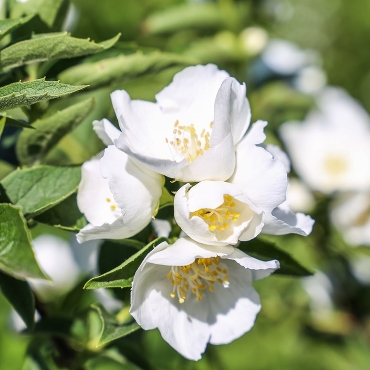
[286,178,315,214]
[130,237,279,360]
[280,87,370,194]
[77,119,163,243]
[28,235,80,302]
[151,219,172,238]
[330,192,370,246]
[111,64,252,182]
[240,27,268,56]
[349,254,370,284]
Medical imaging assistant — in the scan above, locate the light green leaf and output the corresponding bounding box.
[0,33,121,70]
[0,14,34,40]
[0,160,14,181]
[16,98,95,166]
[238,238,314,277]
[158,186,174,210]
[58,51,196,87]
[34,193,87,231]
[84,237,168,290]
[1,107,29,124]
[0,116,5,138]
[92,305,140,346]
[0,204,47,280]
[0,270,35,330]
[0,79,87,112]
[1,165,81,217]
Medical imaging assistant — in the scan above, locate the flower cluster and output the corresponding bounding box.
[76,64,314,360]
[280,87,370,246]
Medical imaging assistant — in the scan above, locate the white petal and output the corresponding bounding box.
[151,219,172,238]
[77,156,121,226]
[76,216,138,243]
[240,120,267,145]
[92,118,120,146]
[211,77,251,146]
[265,144,291,173]
[100,145,163,232]
[262,208,315,236]
[231,141,288,213]
[225,248,280,280]
[207,260,261,345]
[155,64,229,121]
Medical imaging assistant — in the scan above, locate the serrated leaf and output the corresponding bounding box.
[16,98,95,166]
[84,237,168,290]
[92,305,140,346]
[0,79,87,112]
[0,204,47,280]
[0,270,35,330]
[238,238,313,276]
[0,33,121,70]
[58,51,196,88]
[0,14,34,40]
[34,193,87,231]
[1,165,81,217]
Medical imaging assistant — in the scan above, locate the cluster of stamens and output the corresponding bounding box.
[165,120,212,163]
[106,197,120,218]
[167,256,229,303]
[191,194,240,232]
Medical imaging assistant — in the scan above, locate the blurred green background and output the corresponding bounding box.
[1,0,370,369]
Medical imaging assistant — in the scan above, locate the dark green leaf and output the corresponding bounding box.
[92,305,140,346]
[16,98,95,166]
[0,270,35,330]
[1,165,81,217]
[0,204,47,280]
[0,14,34,40]
[0,79,87,111]
[58,51,196,88]
[238,238,314,276]
[84,237,168,290]
[0,33,121,70]
[34,193,87,231]
[0,116,5,138]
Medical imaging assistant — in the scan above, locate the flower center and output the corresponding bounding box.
[165,120,212,163]
[105,197,121,219]
[191,194,241,232]
[167,256,229,303]
[323,155,348,176]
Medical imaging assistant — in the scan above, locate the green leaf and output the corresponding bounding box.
[0,270,35,330]
[34,193,87,231]
[92,305,140,346]
[84,237,168,290]
[1,107,29,125]
[0,33,121,70]
[158,186,174,210]
[238,238,314,277]
[0,14,34,40]
[16,98,95,166]
[0,160,14,181]
[0,79,87,112]
[0,204,47,280]
[1,165,81,217]
[0,116,5,138]
[58,51,196,88]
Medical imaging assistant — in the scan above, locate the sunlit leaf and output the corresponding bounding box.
[0,14,34,40]
[0,204,47,280]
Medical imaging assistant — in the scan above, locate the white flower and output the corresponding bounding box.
[130,237,279,360]
[280,87,370,194]
[28,235,80,302]
[77,119,163,243]
[261,144,315,237]
[330,191,370,246]
[286,178,315,214]
[111,64,251,182]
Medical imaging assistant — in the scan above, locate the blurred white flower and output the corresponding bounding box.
[77,119,163,243]
[151,219,172,238]
[330,191,370,246]
[286,178,315,214]
[240,27,268,56]
[112,64,251,182]
[294,65,327,95]
[262,39,318,75]
[130,237,279,360]
[28,235,80,302]
[349,254,370,284]
[280,87,370,194]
